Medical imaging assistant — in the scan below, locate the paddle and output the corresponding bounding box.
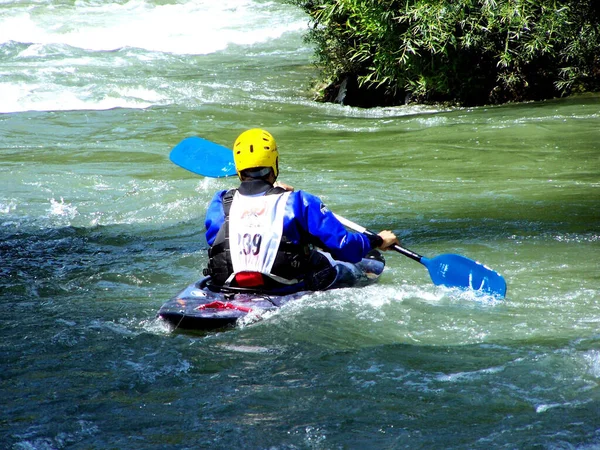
[169,136,507,298]
[333,214,507,298]
[170,136,236,178]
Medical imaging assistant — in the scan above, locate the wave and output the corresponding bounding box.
[0,0,309,113]
[0,0,307,55]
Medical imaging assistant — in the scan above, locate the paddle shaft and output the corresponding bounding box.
[333,214,423,264]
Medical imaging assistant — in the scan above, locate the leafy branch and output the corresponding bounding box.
[288,0,600,106]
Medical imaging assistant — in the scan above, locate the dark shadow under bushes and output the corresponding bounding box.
[289,0,600,107]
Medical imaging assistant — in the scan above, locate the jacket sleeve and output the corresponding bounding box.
[292,190,373,263]
[205,190,227,246]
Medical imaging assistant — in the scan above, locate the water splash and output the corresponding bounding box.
[48,197,78,223]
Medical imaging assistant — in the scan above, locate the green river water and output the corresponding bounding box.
[1,1,599,448]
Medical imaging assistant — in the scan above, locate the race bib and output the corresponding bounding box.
[228,191,291,275]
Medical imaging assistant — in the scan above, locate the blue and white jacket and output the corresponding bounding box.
[204,179,378,286]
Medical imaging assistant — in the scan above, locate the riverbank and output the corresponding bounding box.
[289,0,600,107]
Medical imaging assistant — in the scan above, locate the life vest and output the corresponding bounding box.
[205,187,312,287]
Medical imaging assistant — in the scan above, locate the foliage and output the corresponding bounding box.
[287,0,600,106]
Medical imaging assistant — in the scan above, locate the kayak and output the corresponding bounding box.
[158,252,385,331]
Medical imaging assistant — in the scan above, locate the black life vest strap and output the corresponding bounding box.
[204,189,236,282]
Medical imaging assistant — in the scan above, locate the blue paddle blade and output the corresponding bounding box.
[170,137,236,178]
[421,254,507,298]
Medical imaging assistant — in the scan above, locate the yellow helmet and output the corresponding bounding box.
[233,128,279,180]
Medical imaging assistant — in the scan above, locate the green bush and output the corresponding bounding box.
[288,0,600,106]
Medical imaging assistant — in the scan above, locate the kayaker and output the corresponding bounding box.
[203,128,399,292]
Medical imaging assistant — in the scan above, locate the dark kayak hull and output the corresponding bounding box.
[158,254,385,331]
[157,280,308,331]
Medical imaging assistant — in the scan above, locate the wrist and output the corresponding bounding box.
[367,234,383,249]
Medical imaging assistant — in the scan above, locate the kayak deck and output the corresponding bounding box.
[158,279,309,331]
[158,253,385,331]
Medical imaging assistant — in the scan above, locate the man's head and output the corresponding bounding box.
[233,129,279,181]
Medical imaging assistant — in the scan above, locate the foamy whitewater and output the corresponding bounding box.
[0,0,308,113]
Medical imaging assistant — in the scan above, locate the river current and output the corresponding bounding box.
[1,1,599,449]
